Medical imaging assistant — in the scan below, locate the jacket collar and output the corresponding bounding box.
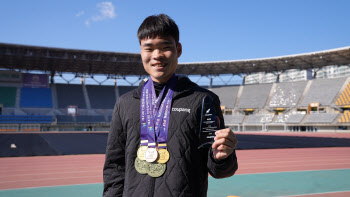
[133,75,196,99]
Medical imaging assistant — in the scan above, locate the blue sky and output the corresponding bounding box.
[1,0,350,85]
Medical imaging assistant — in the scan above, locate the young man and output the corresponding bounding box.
[103,14,238,197]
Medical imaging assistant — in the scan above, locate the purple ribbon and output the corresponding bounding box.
[140,80,148,146]
[140,75,176,148]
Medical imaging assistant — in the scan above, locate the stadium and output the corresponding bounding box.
[1,43,350,133]
[1,42,350,197]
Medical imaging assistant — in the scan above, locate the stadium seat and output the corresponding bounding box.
[56,84,87,109]
[86,85,116,109]
[237,83,272,109]
[210,86,240,108]
[20,87,53,108]
[336,81,350,106]
[299,78,346,107]
[0,87,17,107]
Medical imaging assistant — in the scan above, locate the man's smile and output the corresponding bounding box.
[152,63,167,67]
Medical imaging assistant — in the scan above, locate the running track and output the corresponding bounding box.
[1,147,350,196]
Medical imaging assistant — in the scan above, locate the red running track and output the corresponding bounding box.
[235,132,350,139]
[0,147,350,190]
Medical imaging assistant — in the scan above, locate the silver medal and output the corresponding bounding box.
[145,147,158,163]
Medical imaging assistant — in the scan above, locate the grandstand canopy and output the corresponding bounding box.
[1,43,350,76]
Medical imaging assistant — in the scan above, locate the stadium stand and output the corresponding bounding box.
[20,87,52,108]
[56,84,86,109]
[210,86,239,108]
[286,114,306,123]
[86,85,116,109]
[237,83,272,109]
[274,113,306,123]
[275,114,287,123]
[269,81,307,108]
[223,114,245,124]
[1,71,350,132]
[21,108,53,116]
[0,108,15,115]
[1,77,350,132]
[56,115,74,123]
[118,86,137,97]
[299,77,347,107]
[246,114,274,123]
[0,115,52,124]
[336,80,350,106]
[304,113,339,123]
[0,87,17,107]
[338,111,350,123]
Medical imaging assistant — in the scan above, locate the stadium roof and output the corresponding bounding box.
[177,46,350,75]
[1,42,350,76]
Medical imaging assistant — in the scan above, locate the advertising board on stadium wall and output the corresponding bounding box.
[0,70,22,83]
[23,73,49,88]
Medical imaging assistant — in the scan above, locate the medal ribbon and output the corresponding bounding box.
[140,75,176,149]
[140,80,148,146]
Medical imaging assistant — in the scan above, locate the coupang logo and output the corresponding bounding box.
[172,108,191,113]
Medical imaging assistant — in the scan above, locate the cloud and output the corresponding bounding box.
[92,2,116,21]
[76,11,85,17]
[85,2,116,26]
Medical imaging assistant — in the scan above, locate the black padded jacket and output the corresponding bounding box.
[103,76,238,197]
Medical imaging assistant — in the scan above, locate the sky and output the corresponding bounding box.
[1,0,350,85]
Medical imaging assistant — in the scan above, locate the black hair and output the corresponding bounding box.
[137,14,179,45]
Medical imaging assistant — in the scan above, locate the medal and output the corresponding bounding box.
[148,162,166,177]
[137,146,148,160]
[145,147,158,163]
[157,149,170,164]
[135,157,150,174]
[138,75,176,176]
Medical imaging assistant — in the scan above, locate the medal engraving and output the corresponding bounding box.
[135,157,150,174]
[137,146,148,160]
[148,163,166,177]
[157,149,170,164]
[145,147,158,163]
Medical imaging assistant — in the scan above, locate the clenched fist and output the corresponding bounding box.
[212,128,238,160]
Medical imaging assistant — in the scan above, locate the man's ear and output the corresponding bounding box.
[177,42,182,58]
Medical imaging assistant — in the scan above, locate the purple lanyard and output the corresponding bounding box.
[140,75,176,148]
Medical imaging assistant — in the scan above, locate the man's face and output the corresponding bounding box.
[140,35,182,83]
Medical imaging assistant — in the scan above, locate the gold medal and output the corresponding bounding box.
[137,146,148,160]
[157,149,170,164]
[135,157,150,174]
[148,162,166,177]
